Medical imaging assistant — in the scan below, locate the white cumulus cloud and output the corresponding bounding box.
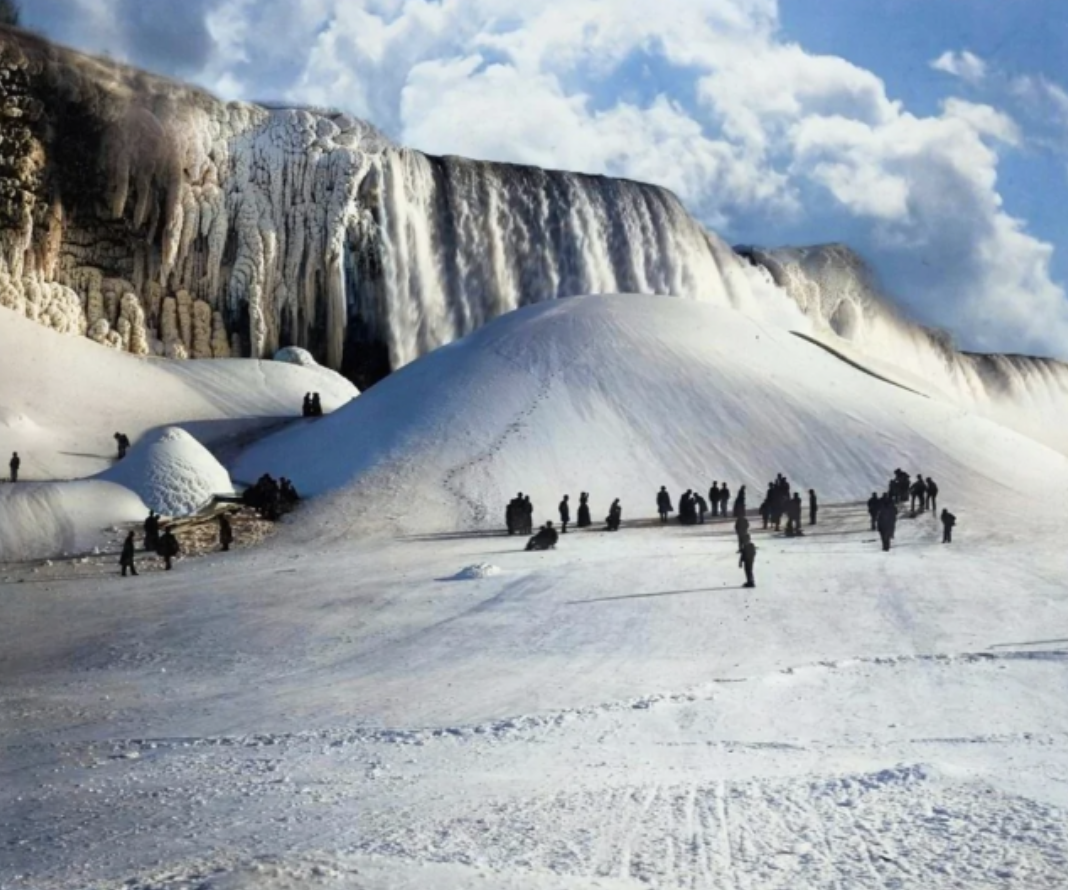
[931,50,988,84]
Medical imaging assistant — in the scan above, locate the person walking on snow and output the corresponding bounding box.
[559,495,570,534]
[877,497,898,552]
[910,475,928,514]
[941,508,956,543]
[735,514,750,546]
[709,483,720,517]
[867,492,880,531]
[219,513,234,552]
[738,537,757,588]
[577,492,591,528]
[926,477,939,513]
[657,486,673,523]
[143,511,160,552]
[9,451,19,482]
[157,529,180,570]
[808,489,818,526]
[119,531,138,577]
[733,486,747,519]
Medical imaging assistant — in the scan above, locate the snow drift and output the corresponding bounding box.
[0,305,356,481]
[100,427,233,516]
[233,295,1068,539]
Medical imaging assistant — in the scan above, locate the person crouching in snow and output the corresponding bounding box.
[738,537,757,588]
[526,522,559,551]
[120,531,139,577]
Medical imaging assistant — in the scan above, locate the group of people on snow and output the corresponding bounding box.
[301,393,324,418]
[243,474,300,521]
[511,465,959,587]
[120,513,182,576]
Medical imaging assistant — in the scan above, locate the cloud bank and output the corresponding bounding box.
[21,0,1068,357]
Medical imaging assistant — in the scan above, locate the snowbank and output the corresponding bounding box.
[100,427,233,517]
[273,346,319,368]
[0,479,146,562]
[234,295,1068,539]
[0,306,358,481]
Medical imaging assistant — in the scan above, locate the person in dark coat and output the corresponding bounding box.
[526,522,559,551]
[867,493,880,531]
[786,493,804,536]
[733,485,746,519]
[719,484,731,518]
[735,514,750,546]
[302,393,312,417]
[877,498,898,552]
[657,487,673,523]
[522,496,533,535]
[679,490,696,525]
[157,529,180,570]
[941,509,956,543]
[910,475,928,514]
[9,451,19,482]
[808,489,818,526]
[926,477,939,512]
[709,483,721,517]
[219,514,234,552]
[577,492,591,528]
[738,537,757,588]
[758,498,770,530]
[311,393,323,417]
[114,432,131,460]
[119,531,139,577]
[606,499,622,531]
[506,493,523,535]
[559,495,571,533]
[143,511,160,552]
[694,493,707,524]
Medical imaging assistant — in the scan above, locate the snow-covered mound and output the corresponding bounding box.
[0,480,146,562]
[233,295,1068,538]
[100,427,233,516]
[0,306,357,481]
[273,346,320,368]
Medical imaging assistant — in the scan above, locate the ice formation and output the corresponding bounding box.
[2,26,1067,419]
[100,426,233,516]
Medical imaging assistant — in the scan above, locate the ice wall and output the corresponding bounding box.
[0,27,790,387]
[739,245,1068,454]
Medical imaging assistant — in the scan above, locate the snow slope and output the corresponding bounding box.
[235,294,1068,539]
[0,306,357,482]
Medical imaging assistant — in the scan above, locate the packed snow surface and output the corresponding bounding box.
[99,427,233,516]
[4,295,1068,889]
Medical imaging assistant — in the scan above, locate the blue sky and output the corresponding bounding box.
[21,0,1068,357]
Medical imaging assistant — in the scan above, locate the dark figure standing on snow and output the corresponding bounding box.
[606,499,622,531]
[143,511,160,552]
[9,451,19,482]
[738,538,757,588]
[910,475,928,514]
[709,483,721,517]
[735,514,750,546]
[559,495,570,534]
[158,529,180,570]
[311,393,323,417]
[786,493,804,537]
[219,514,234,552]
[577,492,591,528]
[522,496,534,535]
[657,487,673,523]
[809,489,818,526]
[867,493,880,531]
[733,486,746,519]
[926,477,939,512]
[719,484,731,518]
[302,393,312,417]
[695,493,707,524]
[877,498,898,552]
[120,531,139,577]
[941,509,956,543]
[114,432,130,460]
[759,498,770,530]
[679,490,696,525]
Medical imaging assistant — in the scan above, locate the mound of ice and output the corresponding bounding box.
[451,564,503,581]
[100,427,233,516]
[273,346,319,368]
